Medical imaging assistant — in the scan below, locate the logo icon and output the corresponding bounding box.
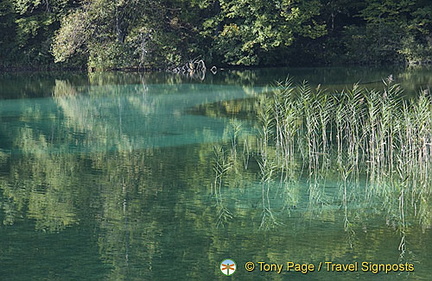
[220,259,236,276]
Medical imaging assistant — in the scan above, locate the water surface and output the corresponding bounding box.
[0,67,431,280]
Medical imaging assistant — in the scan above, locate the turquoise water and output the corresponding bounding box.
[0,67,431,280]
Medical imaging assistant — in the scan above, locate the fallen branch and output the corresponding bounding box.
[170,58,206,74]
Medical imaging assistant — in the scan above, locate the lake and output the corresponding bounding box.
[0,67,431,280]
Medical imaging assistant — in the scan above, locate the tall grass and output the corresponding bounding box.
[254,79,431,234]
[258,78,431,176]
[211,79,431,235]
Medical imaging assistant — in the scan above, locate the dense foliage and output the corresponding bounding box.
[1,0,432,70]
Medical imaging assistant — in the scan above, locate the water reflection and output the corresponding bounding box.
[0,70,430,280]
[207,80,431,279]
[0,77,267,280]
[1,65,432,99]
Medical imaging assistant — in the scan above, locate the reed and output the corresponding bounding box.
[255,79,430,177]
[211,78,431,233]
[253,79,431,230]
[212,145,233,227]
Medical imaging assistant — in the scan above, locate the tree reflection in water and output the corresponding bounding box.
[0,73,430,280]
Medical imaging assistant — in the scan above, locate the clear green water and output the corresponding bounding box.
[0,67,431,281]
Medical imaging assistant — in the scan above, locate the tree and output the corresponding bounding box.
[199,0,327,66]
[0,0,17,66]
[52,0,206,70]
[4,0,432,69]
[0,0,73,67]
[348,0,432,64]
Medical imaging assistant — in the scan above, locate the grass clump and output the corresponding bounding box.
[255,78,431,232]
[211,78,431,234]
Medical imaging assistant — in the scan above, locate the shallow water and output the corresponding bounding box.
[0,67,431,280]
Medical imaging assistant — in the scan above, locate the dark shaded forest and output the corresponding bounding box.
[0,0,431,71]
